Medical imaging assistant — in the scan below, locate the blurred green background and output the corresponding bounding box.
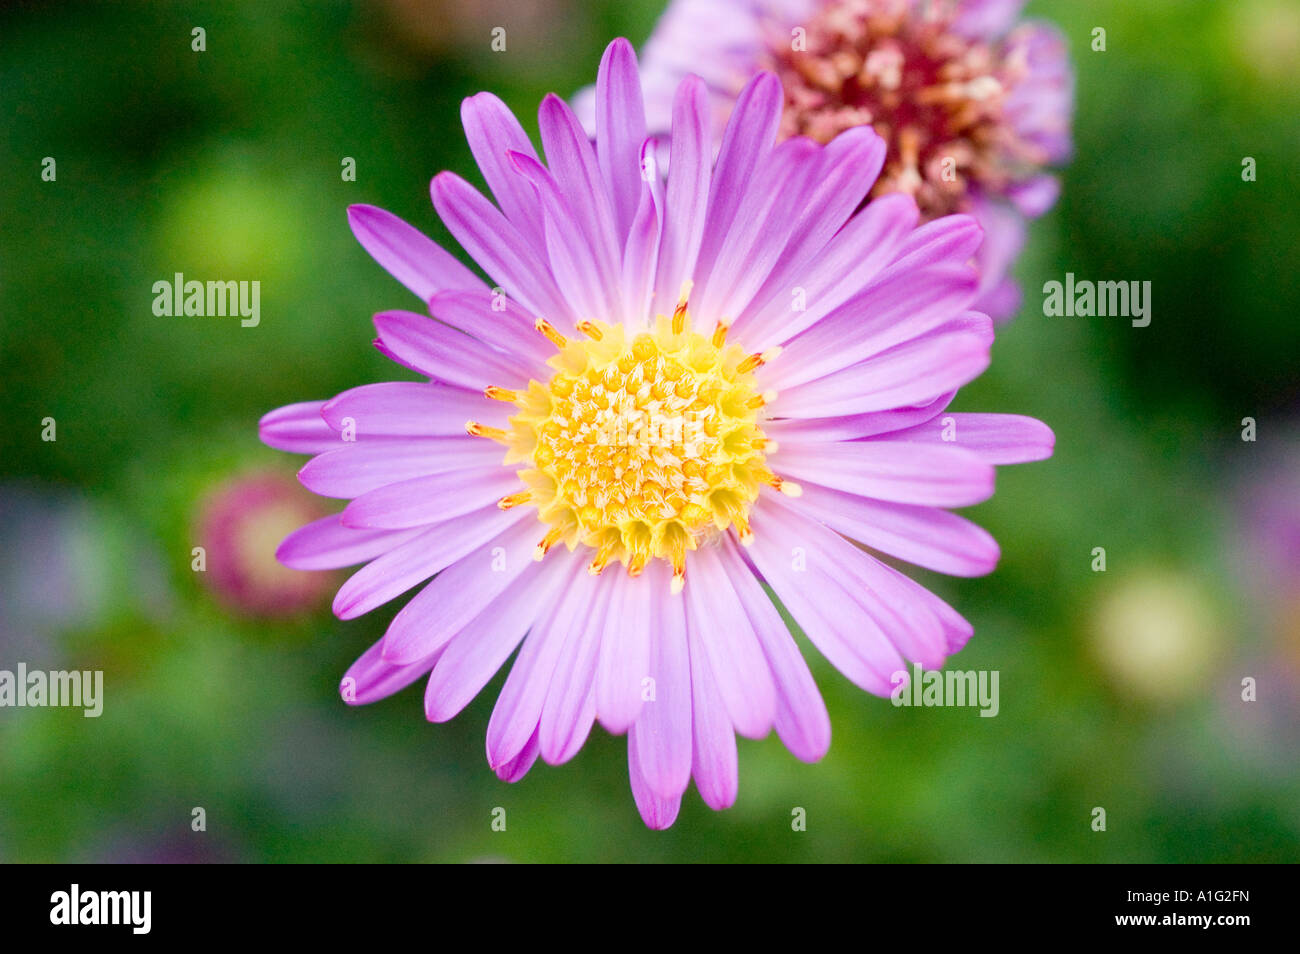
[2,0,1298,862]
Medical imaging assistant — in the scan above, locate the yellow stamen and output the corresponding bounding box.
[736,348,782,374]
[671,280,693,335]
[465,420,510,442]
[626,551,650,578]
[484,385,518,403]
[670,562,686,595]
[588,548,616,576]
[534,527,564,562]
[498,491,532,510]
[576,319,603,341]
[760,471,803,497]
[535,318,568,349]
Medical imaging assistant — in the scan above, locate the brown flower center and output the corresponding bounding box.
[763,0,1047,218]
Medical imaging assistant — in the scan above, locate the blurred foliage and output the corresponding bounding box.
[1,0,1297,862]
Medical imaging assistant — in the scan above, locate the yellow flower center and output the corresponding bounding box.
[466,290,798,592]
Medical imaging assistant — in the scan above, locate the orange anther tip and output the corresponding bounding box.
[535,318,568,349]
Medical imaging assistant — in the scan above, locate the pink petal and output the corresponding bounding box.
[653,75,712,317]
[427,288,554,368]
[298,438,504,499]
[683,545,776,739]
[341,637,445,706]
[1003,22,1074,165]
[737,192,919,350]
[1006,174,1060,218]
[595,571,651,734]
[793,483,1001,578]
[751,125,886,307]
[595,38,649,245]
[692,136,820,327]
[744,497,908,695]
[876,558,976,655]
[430,171,576,327]
[630,561,693,800]
[372,310,537,390]
[277,515,423,571]
[495,726,542,783]
[424,555,569,722]
[628,733,682,829]
[886,213,984,273]
[346,204,483,301]
[969,197,1025,321]
[340,466,521,530]
[619,138,664,328]
[763,392,955,445]
[380,516,542,665]
[538,93,621,292]
[716,538,830,762]
[775,495,950,668]
[460,92,546,248]
[333,505,528,619]
[691,71,783,293]
[974,276,1022,322]
[763,258,978,390]
[772,440,995,508]
[321,381,509,438]
[953,0,1026,39]
[538,572,609,764]
[687,613,739,811]
[259,401,337,454]
[772,330,990,419]
[486,552,587,767]
[879,412,1055,464]
[508,150,617,323]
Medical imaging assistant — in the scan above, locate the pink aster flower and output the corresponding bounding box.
[195,470,333,617]
[575,0,1073,320]
[259,38,1053,828]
